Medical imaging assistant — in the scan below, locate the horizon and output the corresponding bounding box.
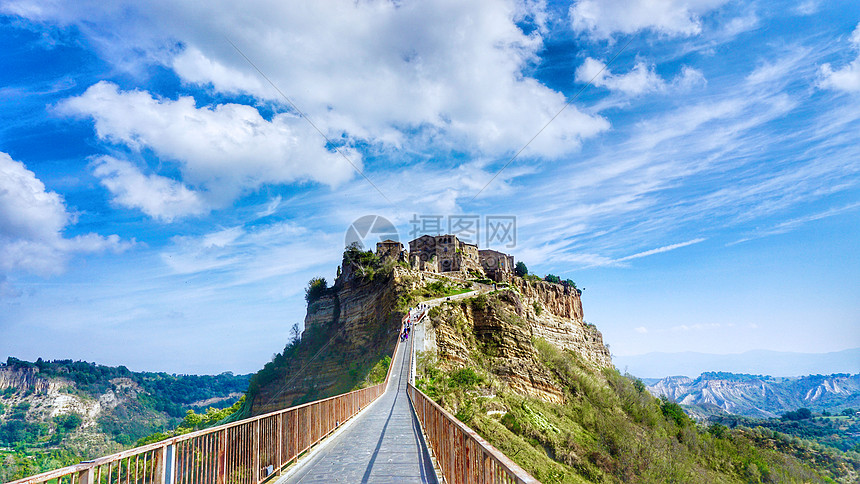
[1,0,858,375]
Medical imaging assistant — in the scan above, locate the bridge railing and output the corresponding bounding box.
[406,307,538,484]
[7,338,400,484]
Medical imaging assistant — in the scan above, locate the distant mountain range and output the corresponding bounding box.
[647,372,860,419]
[614,348,860,379]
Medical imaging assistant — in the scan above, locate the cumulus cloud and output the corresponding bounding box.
[570,0,730,39]
[818,23,860,93]
[9,0,608,161]
[59,82,362,210]
[91,156,208,221]
[0,152,129,276]
[576,58,705,95]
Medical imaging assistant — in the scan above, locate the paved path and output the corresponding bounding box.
[277,332,438,484]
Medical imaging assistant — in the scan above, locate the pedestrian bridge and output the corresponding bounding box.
[7,305,537,484]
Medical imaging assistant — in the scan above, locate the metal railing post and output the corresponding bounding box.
[161,444,176,484]
[253,419,261,484]
[77,468,94,484]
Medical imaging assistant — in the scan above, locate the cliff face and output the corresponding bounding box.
[247,266,408,416]
[513,278,611,368]
[423,280,611,405]
[0,366,54,394]
[248,259,611,414]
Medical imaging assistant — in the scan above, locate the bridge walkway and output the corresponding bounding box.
[276,327,437,483]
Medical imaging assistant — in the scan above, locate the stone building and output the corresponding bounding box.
[375,239,404,261]
[407,234,515,280]
[479,249,515,282]
[408,234,483,275]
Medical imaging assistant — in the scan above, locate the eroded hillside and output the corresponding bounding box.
[0,359,248,481]
[412,289,860,483]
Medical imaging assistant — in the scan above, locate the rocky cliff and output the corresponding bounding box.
[246,261,409,416]
[421,280,611,405]
[248,251,612,414]
[0,365,54,394]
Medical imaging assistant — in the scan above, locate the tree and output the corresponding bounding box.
[304,277,328,304]
[781,407,812,421]
[515,261,528,277]
[544,274,560,284]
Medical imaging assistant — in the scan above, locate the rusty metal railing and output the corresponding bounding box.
[406,306,538,484]
[407,386,538,484]
[6,338,400,484]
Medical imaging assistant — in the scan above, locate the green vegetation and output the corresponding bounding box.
[470,294,489,311]
[782,407,814,421]
[396,278,472,312]
[0,447,84,482]
[0,358,249,481]
[514,261,528,277]
[135,396,245,446]
[4,358,249,418]
[416,337,859,483]
[305,277,329,304]
[0,403,48,446]
[365,356,391,386]
[713,412,860,453]
[246,322,321,400]
[343,243,383,281]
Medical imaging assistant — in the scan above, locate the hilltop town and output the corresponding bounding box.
[376,234,582,296]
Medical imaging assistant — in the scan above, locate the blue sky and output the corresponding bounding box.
[0,0,858,375]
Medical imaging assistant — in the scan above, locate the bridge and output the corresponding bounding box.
[7,296,537,484]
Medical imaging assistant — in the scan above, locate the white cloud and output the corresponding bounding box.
[634,326,648,334]
[672,323,722,331]
[257,196,281,218]
[818,23,860,93]
[477,45,857,271]
[616,238,706,262]
[570,0,730,39]
[9,0,608,160]
[576,58,704,95]
[731,202,860,245]
[92,156,207,221]
[793,1,820,16]
[59,82,363,208]
[160,222,341,289]
[577,58,664,95]
[0,152,130,276]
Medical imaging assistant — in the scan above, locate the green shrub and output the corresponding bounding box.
[660,397,690,427]
[367,356,391,385]
[470,294,488,311]
[305,277,329,304]
[449,368,481,387]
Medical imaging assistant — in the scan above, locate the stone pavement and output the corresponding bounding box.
[276,334,438,484]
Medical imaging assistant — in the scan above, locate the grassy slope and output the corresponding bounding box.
[417,330,860,483]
